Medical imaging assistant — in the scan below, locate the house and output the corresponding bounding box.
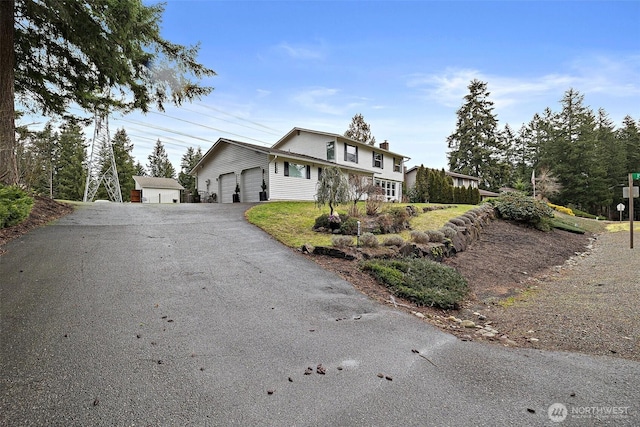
[404,167,499,200]
[132,176,184,203]
[189,127,410,203]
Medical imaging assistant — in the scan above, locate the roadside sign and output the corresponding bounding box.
[617,203,625,211]
[632,172,640,180]
[623,186,639,198]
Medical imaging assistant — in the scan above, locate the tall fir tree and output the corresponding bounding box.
[178,146,203,195]
[2,0,215,186]
[344,113,376,145]
[54,120,86,201]
[594,109,624,215]
[446,79,506,191]
[617,115,640,174]
[96,128,137,201]
[147,139,176,179]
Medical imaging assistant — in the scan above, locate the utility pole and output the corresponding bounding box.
[83,109,122,203]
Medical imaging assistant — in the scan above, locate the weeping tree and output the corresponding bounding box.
[315,166,350,216]
[1,0,216,185]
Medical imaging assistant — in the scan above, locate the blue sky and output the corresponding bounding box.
[24,0,640,172]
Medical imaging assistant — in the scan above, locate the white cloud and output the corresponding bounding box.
[276,42,326,60]
[291,87,367,115]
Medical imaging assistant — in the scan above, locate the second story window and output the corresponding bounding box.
[326,141,335,161]
[373,152,383,169]
[393,157,401,172]
[344,143,358,163]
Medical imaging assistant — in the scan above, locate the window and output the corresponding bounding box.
[284,162,310,179]
[375,179,397,199]
[318,167,323,180]
[372,152,383,169]
[344,143,358,163]
[393,157,401,172]
[326,141,335,161]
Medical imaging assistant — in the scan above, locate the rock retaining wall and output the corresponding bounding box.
[306,203,496,262]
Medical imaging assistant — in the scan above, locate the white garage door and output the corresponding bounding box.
[219,173,237,203]
[241,167,262,203]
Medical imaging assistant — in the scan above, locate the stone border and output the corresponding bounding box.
[302,203,496,262]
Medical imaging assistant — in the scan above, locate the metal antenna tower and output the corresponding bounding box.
[83,108,123,203]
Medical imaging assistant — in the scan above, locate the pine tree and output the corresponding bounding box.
[446,79,506,191]
[147,139,176,179]
[594,109,624,215]
[54,120,87,201]
[344,113,376,145]
[178,146,203,195]
[2,0,215,186]
[618,116,640,174]
[414,165,429,202]
[109,128,137,202]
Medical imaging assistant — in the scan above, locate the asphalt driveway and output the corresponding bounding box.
[1,202,638,426]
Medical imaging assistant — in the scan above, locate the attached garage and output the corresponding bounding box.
[241,167,263,202]
[219,173,237,203]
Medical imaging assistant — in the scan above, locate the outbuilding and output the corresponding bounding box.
[132,176,184,203]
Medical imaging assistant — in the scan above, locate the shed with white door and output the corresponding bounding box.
[132,176,184,204]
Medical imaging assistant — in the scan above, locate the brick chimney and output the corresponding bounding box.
[379,140,389,150]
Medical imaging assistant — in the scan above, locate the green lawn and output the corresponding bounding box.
[245,201,476,248]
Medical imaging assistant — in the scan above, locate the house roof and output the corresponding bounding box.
[132,176,184,190]
[273,127,411,160]
[190,137,379,177]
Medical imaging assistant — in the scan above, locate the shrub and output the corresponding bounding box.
[359,232,379,248]
[426,230,445,243]
[360,257,469,309]
[410,230,430,244]
[547,202,575,216]
[331,235,354,248]
[383,235,405,246]
[313,213,331,229]
[365,186,385,215]
[449,217,466,227]
[0,185,34,229]
[340,217,360,235]
[440,226,457,239]
[492,191,554,230]
[568,206,599,219]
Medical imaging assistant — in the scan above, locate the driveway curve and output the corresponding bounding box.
[1,203,638,426]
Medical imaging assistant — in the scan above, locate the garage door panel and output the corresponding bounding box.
[242,168,262,203]
[220,173,236,203]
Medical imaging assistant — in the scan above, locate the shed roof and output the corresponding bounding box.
[132,176,184,190]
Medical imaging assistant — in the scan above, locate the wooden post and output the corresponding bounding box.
[630,173,634,249]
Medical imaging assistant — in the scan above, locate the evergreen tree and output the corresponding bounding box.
[178,146,203,195]
[446,79,506,191]
[17,122,58,196]
[54,120,86,201]
[551,89,608,212]
[2,0,215,186]
[344,113,376,145]
[98,128,138,201]
[134,161,146,176]
[618,115,640,174]
[594,109,624,215]
[414,165,429,202]
[147,139,176,179]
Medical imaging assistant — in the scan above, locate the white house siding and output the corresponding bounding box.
[268,159,320,201]
[141,188,181,204]
[195,142,269,203]
[276,131,334,160]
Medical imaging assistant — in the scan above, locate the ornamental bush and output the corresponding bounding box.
[410,230,430,244]
[360,257,468,309]
[359,232,379,248]
[0,185,34,229]
[382,235,405,246]
[491,191,554,230]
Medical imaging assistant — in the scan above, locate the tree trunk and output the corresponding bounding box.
[0,0,17,185]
